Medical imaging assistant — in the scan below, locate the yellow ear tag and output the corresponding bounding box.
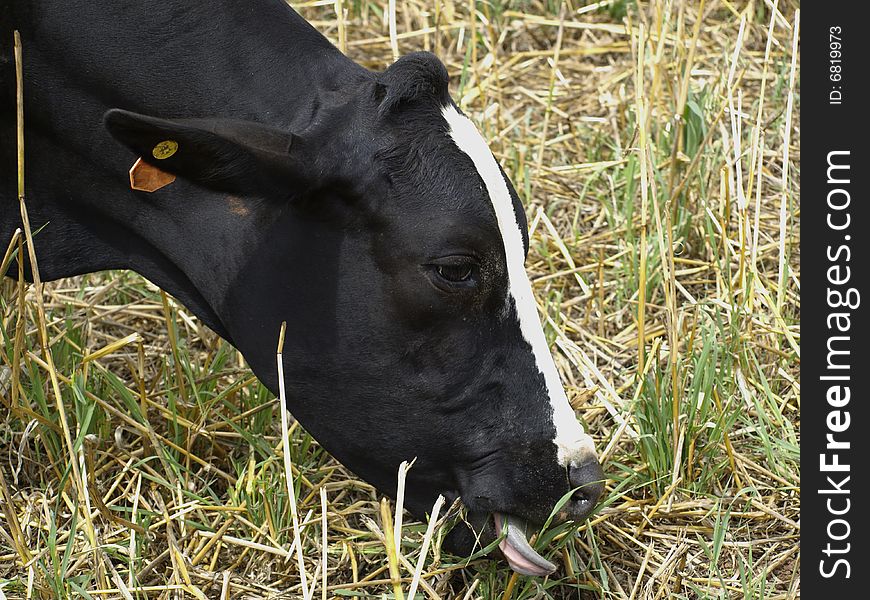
[152,140,178,160]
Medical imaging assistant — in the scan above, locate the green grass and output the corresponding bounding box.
[1,1,800,598]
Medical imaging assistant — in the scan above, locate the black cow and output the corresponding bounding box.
[1,0,604,575]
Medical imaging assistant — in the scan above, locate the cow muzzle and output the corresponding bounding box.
[565,456,606,520]
[492,456,605,576]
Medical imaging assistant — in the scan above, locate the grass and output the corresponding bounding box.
[1,0,800,598]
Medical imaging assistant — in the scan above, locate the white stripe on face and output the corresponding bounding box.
[441,105,596,467]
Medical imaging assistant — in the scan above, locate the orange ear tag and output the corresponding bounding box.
[129,157,176,192]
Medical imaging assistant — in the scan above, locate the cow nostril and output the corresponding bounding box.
[568,459,605,508]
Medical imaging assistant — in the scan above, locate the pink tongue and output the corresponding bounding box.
[499,538,553,576]
[494,513,557,577]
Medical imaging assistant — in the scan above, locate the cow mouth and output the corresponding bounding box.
[492,513,557,576]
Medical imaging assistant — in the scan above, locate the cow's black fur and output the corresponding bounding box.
[2,0,602,560]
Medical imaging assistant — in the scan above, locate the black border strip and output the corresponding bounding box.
[803,6,867,595]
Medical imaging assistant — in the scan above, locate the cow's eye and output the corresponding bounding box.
[436,264,473,282]
[428,256,479,290]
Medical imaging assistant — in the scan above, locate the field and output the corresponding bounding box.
[1,1,800,598]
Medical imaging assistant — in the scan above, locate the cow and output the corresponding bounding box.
[1,0,604,576]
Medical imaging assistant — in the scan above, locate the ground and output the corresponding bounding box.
[1,1,800,598]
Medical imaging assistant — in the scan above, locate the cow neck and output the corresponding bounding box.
[5,0,373,345]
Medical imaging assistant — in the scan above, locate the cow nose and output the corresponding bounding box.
[568,458,605,513]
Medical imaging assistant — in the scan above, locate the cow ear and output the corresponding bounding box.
[104,109,307,194]
[377,52,451,117]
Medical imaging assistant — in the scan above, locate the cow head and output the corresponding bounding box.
[104,52,604,576]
